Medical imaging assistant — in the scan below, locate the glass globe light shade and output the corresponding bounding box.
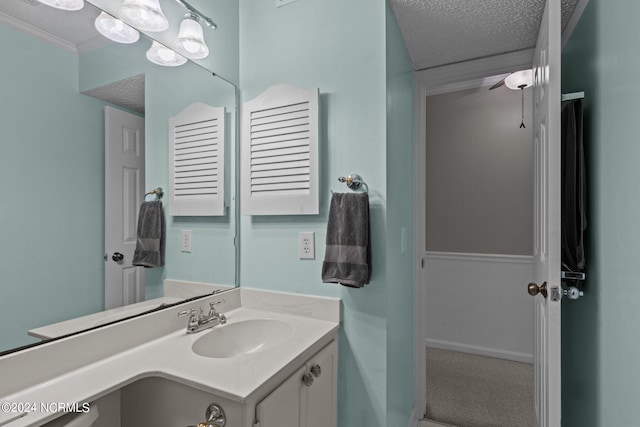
[505,69,533,90]
[118,0,169,32]
[95,12,140,44]
[173,14,209,60]
[36,0,84,11]
[146,41,187,67]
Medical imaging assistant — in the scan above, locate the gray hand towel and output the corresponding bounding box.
[132,200,165,268]
[322,193,371,288]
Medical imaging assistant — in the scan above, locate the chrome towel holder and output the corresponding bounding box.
[337,174,368,193]
[144,187,164,201]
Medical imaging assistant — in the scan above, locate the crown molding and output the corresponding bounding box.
[0,10,78,55]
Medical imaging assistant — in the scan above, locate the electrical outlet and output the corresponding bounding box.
[298,232,315,260]
[181,230,192,253]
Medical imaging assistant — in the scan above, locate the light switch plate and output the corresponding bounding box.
[401,226,408,254]
[181,230,192,253]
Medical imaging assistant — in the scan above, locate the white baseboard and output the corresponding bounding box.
[419,420,456,427]
[419,420,454,427]
[426,338,533,364]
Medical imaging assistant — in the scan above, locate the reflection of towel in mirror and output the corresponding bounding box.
[132,201,165,268]
[322,193,371,288]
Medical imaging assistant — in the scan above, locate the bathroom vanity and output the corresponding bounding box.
[0,288,340,427]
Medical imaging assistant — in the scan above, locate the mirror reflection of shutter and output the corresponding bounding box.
[241,84,319,215]
[169,102,226,216]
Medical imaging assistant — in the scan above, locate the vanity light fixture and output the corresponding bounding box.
[35,0,84,11]
[95,12,140,44]
[146,41,187,67]
[173,13,209,60]
[118,0,169,32]
[505,69,533,129]
[174,0,217,29]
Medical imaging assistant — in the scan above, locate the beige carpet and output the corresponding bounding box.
[425,348,533,427]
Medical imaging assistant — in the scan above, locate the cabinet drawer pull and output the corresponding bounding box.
[302,371,314,387]
[310,364,322,378]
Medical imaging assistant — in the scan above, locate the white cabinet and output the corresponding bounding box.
[255,340,337,427]
[241,84,320,216]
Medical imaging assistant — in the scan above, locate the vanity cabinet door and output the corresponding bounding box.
[255,340,337,427]
[255,366,306,427]
[305,340,337,427]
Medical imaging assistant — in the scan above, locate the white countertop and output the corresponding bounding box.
[0,288,340,427]
[27,297,184,340]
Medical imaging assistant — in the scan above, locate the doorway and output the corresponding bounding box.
[82,75,147,311]
[422,82,534,426]
[412,50,536,426]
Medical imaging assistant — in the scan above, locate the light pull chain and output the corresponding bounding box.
[519,88,526,128]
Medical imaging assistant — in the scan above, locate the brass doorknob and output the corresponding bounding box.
[528,282,548,298]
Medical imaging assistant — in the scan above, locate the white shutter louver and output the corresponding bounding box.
[169,102,225,216]
[241,84,319,215]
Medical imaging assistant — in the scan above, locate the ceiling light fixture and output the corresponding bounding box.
[146,41,187,67]
[505,69,533,129]
[504,69,533,91]
[173,13,209,60]
[35,0,84,11]
[118,0,169,32]
[95,12,140,44]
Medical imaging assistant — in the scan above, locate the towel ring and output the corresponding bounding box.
[338,174,368,193]
[144,187,164,201]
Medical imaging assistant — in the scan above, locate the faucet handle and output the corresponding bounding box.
[208,300,224,313]
[177,308,196,318]
[208,301,227,324]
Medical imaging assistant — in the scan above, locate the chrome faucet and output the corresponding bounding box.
[178,301,227,334]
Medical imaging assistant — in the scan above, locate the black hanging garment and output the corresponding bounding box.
[560,100,587,274]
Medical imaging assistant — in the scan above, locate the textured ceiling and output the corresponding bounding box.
[82,74,146,114]
[389,0,581,70]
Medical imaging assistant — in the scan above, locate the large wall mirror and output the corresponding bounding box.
[0,0,238,354]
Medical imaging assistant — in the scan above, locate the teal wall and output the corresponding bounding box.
[562,0,640,425]
[81,40,238,296]
[239,1,414,425]
[385,3,415,425]
[0,24,106,350]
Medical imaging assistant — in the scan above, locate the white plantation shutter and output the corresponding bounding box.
[169,102,225,216]
[241,84,319,215]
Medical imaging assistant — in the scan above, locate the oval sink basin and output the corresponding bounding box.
[192,319,294,358]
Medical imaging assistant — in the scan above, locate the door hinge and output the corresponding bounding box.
[421,258,425,268]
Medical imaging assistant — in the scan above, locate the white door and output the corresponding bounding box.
[104,106,145,310]
[531,0,562,425]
